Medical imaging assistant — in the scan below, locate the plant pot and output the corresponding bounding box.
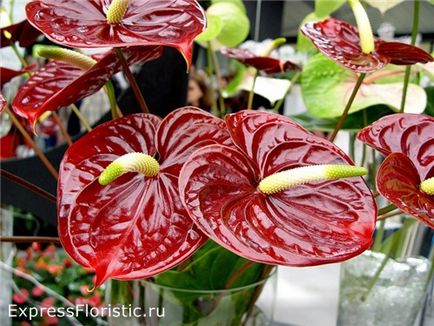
[337,250,431,326]
[106,269,277,326]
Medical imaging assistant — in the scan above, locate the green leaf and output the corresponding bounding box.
[301,53,427,118]
[297,12,323,53]
[364,0,405,13]
[206,2,250,48]
[195,14,223,43]
[290,105,394,131]
[315,0,346,17]
[424,86,434,116]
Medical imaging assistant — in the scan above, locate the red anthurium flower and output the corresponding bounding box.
[358,114,434,228]
[58,107,232,287]
[26,0,206,65]
[301,18,433,73]
[0,66,34,87]
[12,46,162,127]
[221,48,300,74]
[0,20,41,48]
[179,110,376,266]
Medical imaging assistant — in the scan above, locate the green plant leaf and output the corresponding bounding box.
[424,86,434,116]
[315,0,346,17]
[297,12,323,52]
[301,53,427,118]
[206,2,250,48]
[364,0,405,13]
[195,14,223,43]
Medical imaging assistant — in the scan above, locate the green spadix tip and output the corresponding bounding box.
[258,164,367,195]
[98,152,159,186]
[420,177,434,195]
[35,46,96,70]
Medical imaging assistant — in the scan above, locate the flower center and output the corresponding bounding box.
[36,46,96,70]
[98,152,160,185]
[106,0,130,24]
[420,177,434,195]
[348,0,375,54]
[258,164,367,195]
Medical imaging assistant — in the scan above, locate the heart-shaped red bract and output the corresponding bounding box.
[25,0,206,65]
[179,110,376,266]
[12,46,163,127]
[0,20,41,48]
[301,18,433,73]
[358,113,434,227]
[58,107,232,287]
[221,48,300,74]
[376,153,433,228]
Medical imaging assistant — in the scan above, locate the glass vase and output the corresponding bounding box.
[337,250,431,326]
[107,268,276,326]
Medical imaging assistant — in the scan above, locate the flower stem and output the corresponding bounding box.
[52,112,72,146]
[115,48,149,114]
[0,168,56,203]
[399,0,419,113]
[10,43,28,67]
[69,104,92,132]
[328,73,366,142]
[210,44,226,116]
[224,261,255,289]
[4,105,58,179]
[424,250,434,291]
[206,48,219,117]
[247,71,258,110]
[273,71,301,113]
[0,236,60,243]
[104,79,122,119]
[372,220,386,252]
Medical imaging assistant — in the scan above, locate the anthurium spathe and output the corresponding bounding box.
[0,20,41,48]
[301,18,433,73]
[57,107,233,287]
[12,46,163,127]
[358,113,434,228]
[179,110,376,266]
[221,48,300,74]
[25,0,206,65]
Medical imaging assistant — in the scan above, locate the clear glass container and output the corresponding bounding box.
[107,268,277,326]
[337,251,431,326]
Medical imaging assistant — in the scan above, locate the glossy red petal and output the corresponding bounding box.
[377,41,433,65]
[26,0,205,64]
[0,20,41,48]
[180,111,376,266]
[357,113,434,180]
[180,145,375,266]
[221,48,300,74]
[58,112,207,287]
[0,66,34,87]
[12,46,162,126]
[377,153,433,228]
[157,106,233,175]
[301,18,389,73]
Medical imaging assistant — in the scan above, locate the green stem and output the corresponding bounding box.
[69,104,92,132]
[11,43,28,68]
[9,0,16,22]
[328,73,366,142]
[115,48,149,114]
[372,220,385,252]
[349,132,356,161]
[247,71,258,110]
[209,43,226,116]
[378,203,397,216]
[104,80,120,119]
[273,71,301,113]
[0,236,60,243]
[360,110,368,166]
[206,45,219,117]
[399,0,419,113]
